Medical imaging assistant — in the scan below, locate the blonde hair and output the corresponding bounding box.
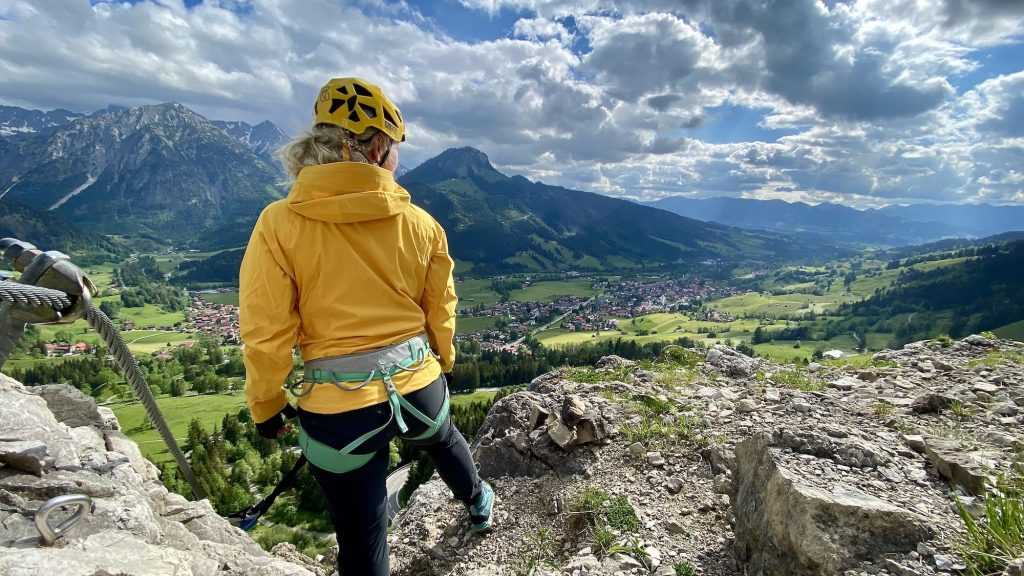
[276,123,386,180]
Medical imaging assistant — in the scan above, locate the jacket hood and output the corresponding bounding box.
[287,162,410,223]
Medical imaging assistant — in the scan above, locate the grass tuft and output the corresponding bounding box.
[674,562,698,576]
[771,369,823,392]
[565,365,634,384]
[872,401,895,418]
[570,487,640,557]
[967,350,1024,369]
[956,475,1024,576]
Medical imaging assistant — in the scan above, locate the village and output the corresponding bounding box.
[455,276,730,352]
[177,277,731,357]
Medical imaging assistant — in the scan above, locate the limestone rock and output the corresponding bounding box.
[733,433,933,575]
[1003,557,1024,576]
[473,390,607,478]
[0,440,47,475]
[924,438,993,495]
[595,355,635,369]
[32,384,103,428]
[706,344,757,378]
[911,393,957,414]
[0,374,315,576]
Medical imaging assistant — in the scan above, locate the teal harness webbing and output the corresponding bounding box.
[294,336,450,474]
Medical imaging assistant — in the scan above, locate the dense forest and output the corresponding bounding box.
[829,241,1024,346]
[113,256,188,313]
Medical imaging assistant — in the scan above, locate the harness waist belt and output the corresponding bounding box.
[295,334,450,474]
[303,334,431,377]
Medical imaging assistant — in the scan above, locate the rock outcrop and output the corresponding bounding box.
[389,335,1024,576]
[0,374,314,576]
[733,433,933,575]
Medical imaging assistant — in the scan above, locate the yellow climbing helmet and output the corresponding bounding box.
[314,77,406,142]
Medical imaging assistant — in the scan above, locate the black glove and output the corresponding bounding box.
[256,404,297,439]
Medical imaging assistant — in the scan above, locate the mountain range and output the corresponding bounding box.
[2,100,1020,277]
[646,196,1024,246]
[0,103,287,244]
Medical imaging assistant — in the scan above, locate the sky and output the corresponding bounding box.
[0,1,1023,207]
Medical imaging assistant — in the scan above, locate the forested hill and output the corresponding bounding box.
[830,240,1024,344]
[0,199,118,258]
[398,147,822,273]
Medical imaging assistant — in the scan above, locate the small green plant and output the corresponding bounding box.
[565,365,634,384]
[604,495,640,533]
[621,411,705,446]
[658,345,703,369]
[772,369,823,392]
[872,401,895,418]
[570,487,640,557]
[949,400,973,421]
[607,537,650,569]
[956,477,1024,576]
[632,393,673,416]
[591,524,616,556]
[968,350,1024,369]
[674,562,698,576]
[936,335,953,348]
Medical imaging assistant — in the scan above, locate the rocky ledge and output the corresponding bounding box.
[0,375,314,576]
[390,336,1024,576]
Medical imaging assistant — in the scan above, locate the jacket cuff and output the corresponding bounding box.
[255,403,296,439]
[250,393,290,424]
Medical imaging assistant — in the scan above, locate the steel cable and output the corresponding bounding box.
[84,305,205,499]
[0,280,72,310]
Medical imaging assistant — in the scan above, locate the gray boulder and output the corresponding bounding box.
[32,384,103,428]
[733,433,933,575]
[706,345,757,378]
[924,438,995,495]
[0,374,316,576]
[473,389,610,479]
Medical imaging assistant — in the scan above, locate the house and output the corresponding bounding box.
[44,342,92,357]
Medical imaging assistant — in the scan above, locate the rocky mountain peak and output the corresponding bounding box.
[0,105,82,137]
[400,146,506,185]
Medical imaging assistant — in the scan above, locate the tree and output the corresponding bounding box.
[99,300,121,319]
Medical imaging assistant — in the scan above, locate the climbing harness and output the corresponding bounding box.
[226,337,446,530]
[293,334,450,474]
[34,494,94,546]
[0,238,204,499]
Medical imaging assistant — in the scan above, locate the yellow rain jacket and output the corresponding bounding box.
[240,162,457,424]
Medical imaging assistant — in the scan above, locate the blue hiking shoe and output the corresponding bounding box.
[468,481,494,534]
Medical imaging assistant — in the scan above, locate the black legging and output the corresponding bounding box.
[297,375,482,576]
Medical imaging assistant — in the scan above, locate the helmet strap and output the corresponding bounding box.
[341,141,352,162]
[377,143,392,168]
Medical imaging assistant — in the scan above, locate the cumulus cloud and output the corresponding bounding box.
[0,0,1022,205]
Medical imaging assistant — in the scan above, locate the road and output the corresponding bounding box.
[511,294,599,347]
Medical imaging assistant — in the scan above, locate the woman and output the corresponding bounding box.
[239,77,493,576]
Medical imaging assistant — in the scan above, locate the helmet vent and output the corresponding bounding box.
[348,109,360,122]
[353,83,373,97]
[337,85,349,96]
[328,99,345,114]
[359,103,377,118]
[383,108,397,127]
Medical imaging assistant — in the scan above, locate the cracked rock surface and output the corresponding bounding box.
[0,374,314,576]
[389,335,1024,576]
